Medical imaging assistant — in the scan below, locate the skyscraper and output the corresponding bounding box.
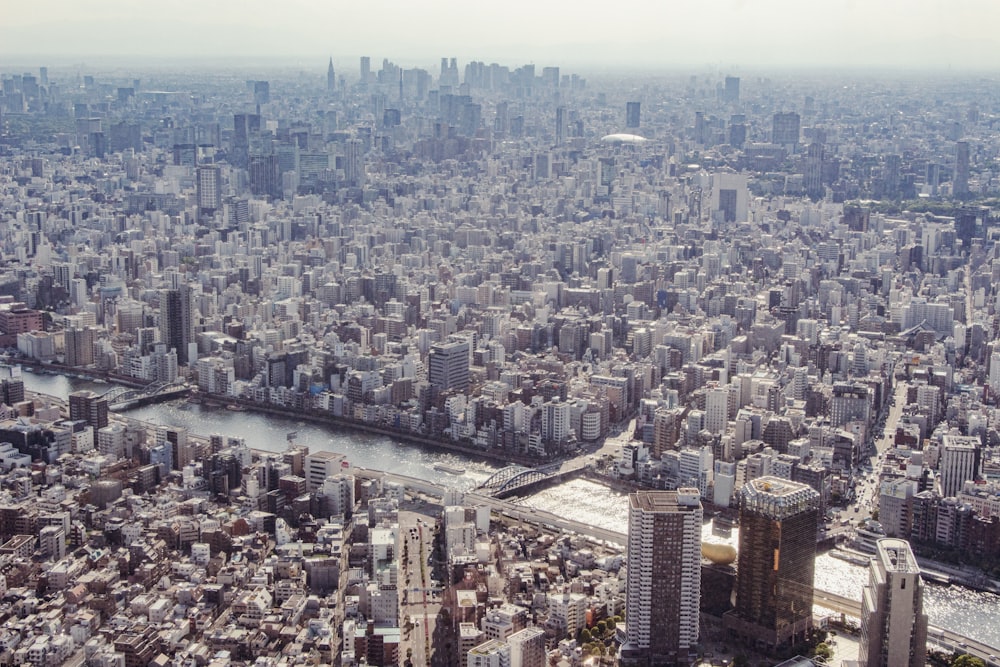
[555,106,566,144]
[772,112,801,147]
[726,476,819,651]
[327,57,336,93]
[428,338,471,392]
[724,76,740,104]
[954,140,970,197]
[160,286,193,365]
[64,327,95,367]
[196,165,222,217]
[939,435,979,498]
[249,154,281,199]
[360,56,371,86]
[626,101,641,129]
[344,138,365,186]
[859,538,928,667]
[620,489,702,667]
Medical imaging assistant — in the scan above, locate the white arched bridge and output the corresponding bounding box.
[477,464,562,498]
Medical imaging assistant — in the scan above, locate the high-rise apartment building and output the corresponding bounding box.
[64,327,95,367]
[726,476,819,650]
[620,489,702,666]
[468,639,510,667]
[160,286,193,365]
[507,626,545,667]
[859,538,928,667]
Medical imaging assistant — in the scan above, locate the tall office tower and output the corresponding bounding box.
[729,114,746,148]
[344,138,365,186]
[253,80,270,105]
[460,103,481,137]
[954,140,970,197]
[626,101,641,129]
[805,142,824,200]
[64,327,95,367]
[249,154,281,199]
[726,476,819,651]
[724,76,740,103]
[196,165,222,217]
[711,172,749,223]
[772,112,801,147]
[859,539,928,667]
[621,489,702,666]
[705,386,730,434]
[232,113,260,169]
[160,286,193,365]
[494,101,510,136]
[327,57,336,93]
[939,435,980,498]
[555,106,566,144]
[156,425,191,470]
[359,56,371,88]
[428,338,471,392]
[69,390,109,430]
[884,154,901,198]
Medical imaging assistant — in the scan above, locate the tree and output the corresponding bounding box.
[812,643,833,662]
[596,620,607,636]
[579,628,592,643]
[951,655,985,667]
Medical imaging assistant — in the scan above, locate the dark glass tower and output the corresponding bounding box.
[725,476,819,651]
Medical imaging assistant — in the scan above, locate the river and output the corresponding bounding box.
[17,369,499,488]
[16,369,1000,650]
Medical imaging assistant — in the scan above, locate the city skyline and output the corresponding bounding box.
[3,0,1000,70]
[4,27,1000,664]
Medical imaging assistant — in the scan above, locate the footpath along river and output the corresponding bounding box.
[18,370,1000,649]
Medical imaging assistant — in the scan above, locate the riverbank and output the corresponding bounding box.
[5,358,554,469]
[8,358,151,389]
[188,392,547,469]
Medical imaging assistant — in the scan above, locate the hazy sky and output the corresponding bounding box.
[3,0,1000,71]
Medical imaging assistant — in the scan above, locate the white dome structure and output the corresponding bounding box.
[600,133,649,145]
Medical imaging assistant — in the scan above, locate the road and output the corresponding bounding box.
[400,511,442,667]
[841,381,909,525]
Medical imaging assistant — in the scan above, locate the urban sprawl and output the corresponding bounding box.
[0,58,998,667]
